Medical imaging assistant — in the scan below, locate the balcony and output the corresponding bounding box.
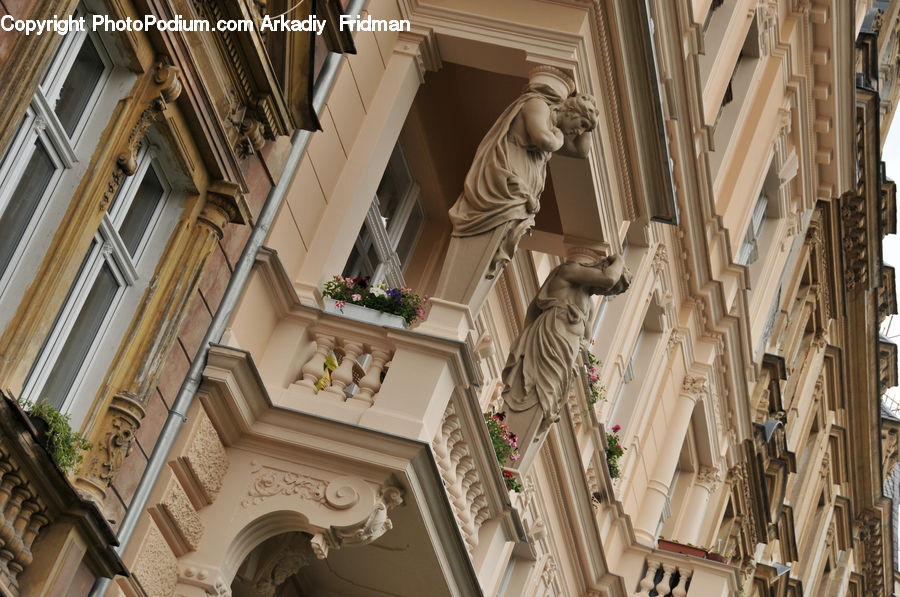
[631,546,741,596]
[0,395,124,595]
[212,253,524,579]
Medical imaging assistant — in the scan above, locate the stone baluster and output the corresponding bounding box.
[671,567,691,597]
[299,333,336,388]
[0,477,24,555]
[635,559,659,595]
[354,348,391,405]
[655,563,676,596]
[7,495,36,579]
[0,484,27,586]
[325,341,364,398]
[20,508,47,561]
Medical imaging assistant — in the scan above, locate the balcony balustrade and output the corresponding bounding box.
[0,396,124,596]
[632,548,740,596]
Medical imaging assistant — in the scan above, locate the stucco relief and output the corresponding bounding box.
[242,466,328,508]
[158,481,204,552]
[310,486,404,559]
[184,412,229,504]
[133,525,178,597]
[681,376,708,400]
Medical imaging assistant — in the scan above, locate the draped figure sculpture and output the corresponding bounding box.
[502,254,631,437]
[448,85,599,279]
[435,70,600,313]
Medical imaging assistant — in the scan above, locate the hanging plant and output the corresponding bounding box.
[484,412,522,492]
[606,424,625,479]
[585,348,606,406]
[20,399,92,474]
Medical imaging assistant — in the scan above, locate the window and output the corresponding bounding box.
[0,17,111,296]
[343,143,424,286]
[736,194,768,266]
[24,145,174,419]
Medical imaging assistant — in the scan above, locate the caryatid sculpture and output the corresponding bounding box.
[435,67,600,313]
[501,252,631,468]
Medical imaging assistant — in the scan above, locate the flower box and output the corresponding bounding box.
[324,297,407,329]
[657,539,708,559]
[706,552,728,564]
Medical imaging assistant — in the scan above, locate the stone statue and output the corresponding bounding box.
[434,68,602,314]
[502,254,631,434]
[447,77,599,280]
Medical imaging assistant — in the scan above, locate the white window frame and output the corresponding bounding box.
[344,144,424,287]
[737,194,769,266]
[0,13,113,299]
[24,145,173,418]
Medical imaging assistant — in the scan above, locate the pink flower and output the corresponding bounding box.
[590,338,596,345]
[590,374,599,382]
[611,424,621,432]
[351,293,362,301]
[335,300,346,309]
[616,444,623,450]
[509,453,519,461]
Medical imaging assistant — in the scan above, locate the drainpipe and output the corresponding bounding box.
[89,2,363,593]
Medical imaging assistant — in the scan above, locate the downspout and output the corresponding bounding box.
[89,2,363,593]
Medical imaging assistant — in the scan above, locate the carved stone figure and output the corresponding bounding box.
[435,67,600,313]
[448,83,598,279]
[502,254,630,434]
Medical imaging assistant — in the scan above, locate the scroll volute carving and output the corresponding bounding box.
[75,392,145,503]
[101,58,183,212]
[200,180,250,240]
[310,485,404,559]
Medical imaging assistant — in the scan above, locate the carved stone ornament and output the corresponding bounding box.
[78,392,145,502]
[242,467,327,508]
[310,486,404,559]
[696,466,722,490]
[100,59,182,213]
[501,253,631,435]
[681,375,708,401]
[446,67,599,280]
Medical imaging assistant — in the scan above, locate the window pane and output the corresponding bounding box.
[41,263,120,408]
[118,166,164,256]
[0,141,56,277]
[375,147,412,228]
[55,37,104,136]
[395,202,423,271]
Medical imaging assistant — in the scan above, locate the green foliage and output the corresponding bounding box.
[322,276,427,325]
[484,412,522,492]
[585,350,605,406]
[20,400,92,474]
[606,425,625,479]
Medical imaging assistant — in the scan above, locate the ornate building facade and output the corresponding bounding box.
[0,0,899,596]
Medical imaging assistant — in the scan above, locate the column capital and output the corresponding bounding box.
[396,28,442,83]
[681,375,708,403]
[695,465,722,490]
